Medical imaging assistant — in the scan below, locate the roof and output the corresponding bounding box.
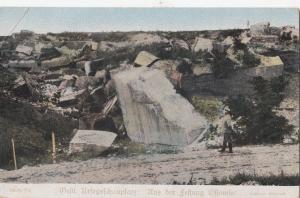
[134,51,160,67]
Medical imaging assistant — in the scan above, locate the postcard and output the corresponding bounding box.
[0,3,299,198]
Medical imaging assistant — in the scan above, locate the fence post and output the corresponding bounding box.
[11,138,17,170]
[52,131,56,163]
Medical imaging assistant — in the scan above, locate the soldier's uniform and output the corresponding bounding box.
[220,114,233,153]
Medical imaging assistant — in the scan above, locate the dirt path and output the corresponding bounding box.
[0,144,298,184]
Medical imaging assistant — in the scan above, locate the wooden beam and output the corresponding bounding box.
[51,131,56,163]
[11,138,17,170]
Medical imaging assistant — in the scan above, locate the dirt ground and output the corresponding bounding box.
[0,144,298,184]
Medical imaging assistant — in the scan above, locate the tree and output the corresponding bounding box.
[211,50,235,78]
[233,38,247,52]
[225,76,293,144]
[242,49,260,67]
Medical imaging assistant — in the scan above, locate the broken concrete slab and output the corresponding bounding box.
[171,39,190,50]
[39,46,61,61]
[55,46,82,58]
[34,42,53,53]
[134,51,160,67]
[41,56,72,69]
[86,41,98,51]
[102,95,117,116]
[112,67,209,146]
[192,65,213,76]
[243,55,284,79]
[69,130,117,155]
[75,76,99,90]
[129,33,169,46]
[222,36,234,46]
[95,69,107,80]
[59,89,86,105]
[84,61,92,76]
[58,76,76,90]
[192,37,214,53]
[8,60,37,69]
[12,75,31,97]
[15,44,33,56]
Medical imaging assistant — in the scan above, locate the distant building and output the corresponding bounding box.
[250,22,271,35]
[250,35,279,44]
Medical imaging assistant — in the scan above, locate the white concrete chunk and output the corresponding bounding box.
[69,130,117,154]
[15,45,33,55]
[112,67,209,146]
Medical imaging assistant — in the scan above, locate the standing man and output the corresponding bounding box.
[219,109,234,153]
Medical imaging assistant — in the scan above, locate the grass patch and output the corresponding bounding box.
[210,172,299,186]
[101,138,179,158]
[191,96,222,121]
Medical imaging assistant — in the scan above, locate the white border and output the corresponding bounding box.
[0,0,299,8]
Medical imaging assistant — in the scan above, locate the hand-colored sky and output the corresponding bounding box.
[0,8,298,35]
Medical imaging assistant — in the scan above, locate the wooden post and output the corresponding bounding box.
[51,131,56,163]
[11,138,17,170]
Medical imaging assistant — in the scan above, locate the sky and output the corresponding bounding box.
[0,8,298,35]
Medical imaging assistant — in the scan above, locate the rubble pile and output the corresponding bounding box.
[0,23,298,168]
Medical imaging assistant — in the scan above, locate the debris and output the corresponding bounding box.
[112,67,208,146]
[39,46,61,61]
[213,42,229,53]
[15,45,33,56]
[102,95,117,116]
[75,76,99,90]
[192,37,213,52]
[22,73,43,100]
[171,39,190,50]
[87,41,98,51]
[241,55,284,79]
[134,51,160,67]
[58,76,76,90]
[192,65,213,76]
[8,60,37,69]
[84,61,92,76]
[95,70,107,80]
[103,80,116,98]
[55,46,81,58]
[260,55,284,67]
[59,89,86,105]
[222,36,234,45]
[250,22,271,35]
[69,130,117,155]
[41,56,72,69]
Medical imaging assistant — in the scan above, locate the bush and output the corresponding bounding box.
[233,38,247,52]
[242,49,260,67]
[191,96,222,121]
[211,50,235,78]
[225,76,293,144]
[233,38,260,67]
[210,172,299,186]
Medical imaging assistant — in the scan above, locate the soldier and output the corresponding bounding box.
[219,109,234,153]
